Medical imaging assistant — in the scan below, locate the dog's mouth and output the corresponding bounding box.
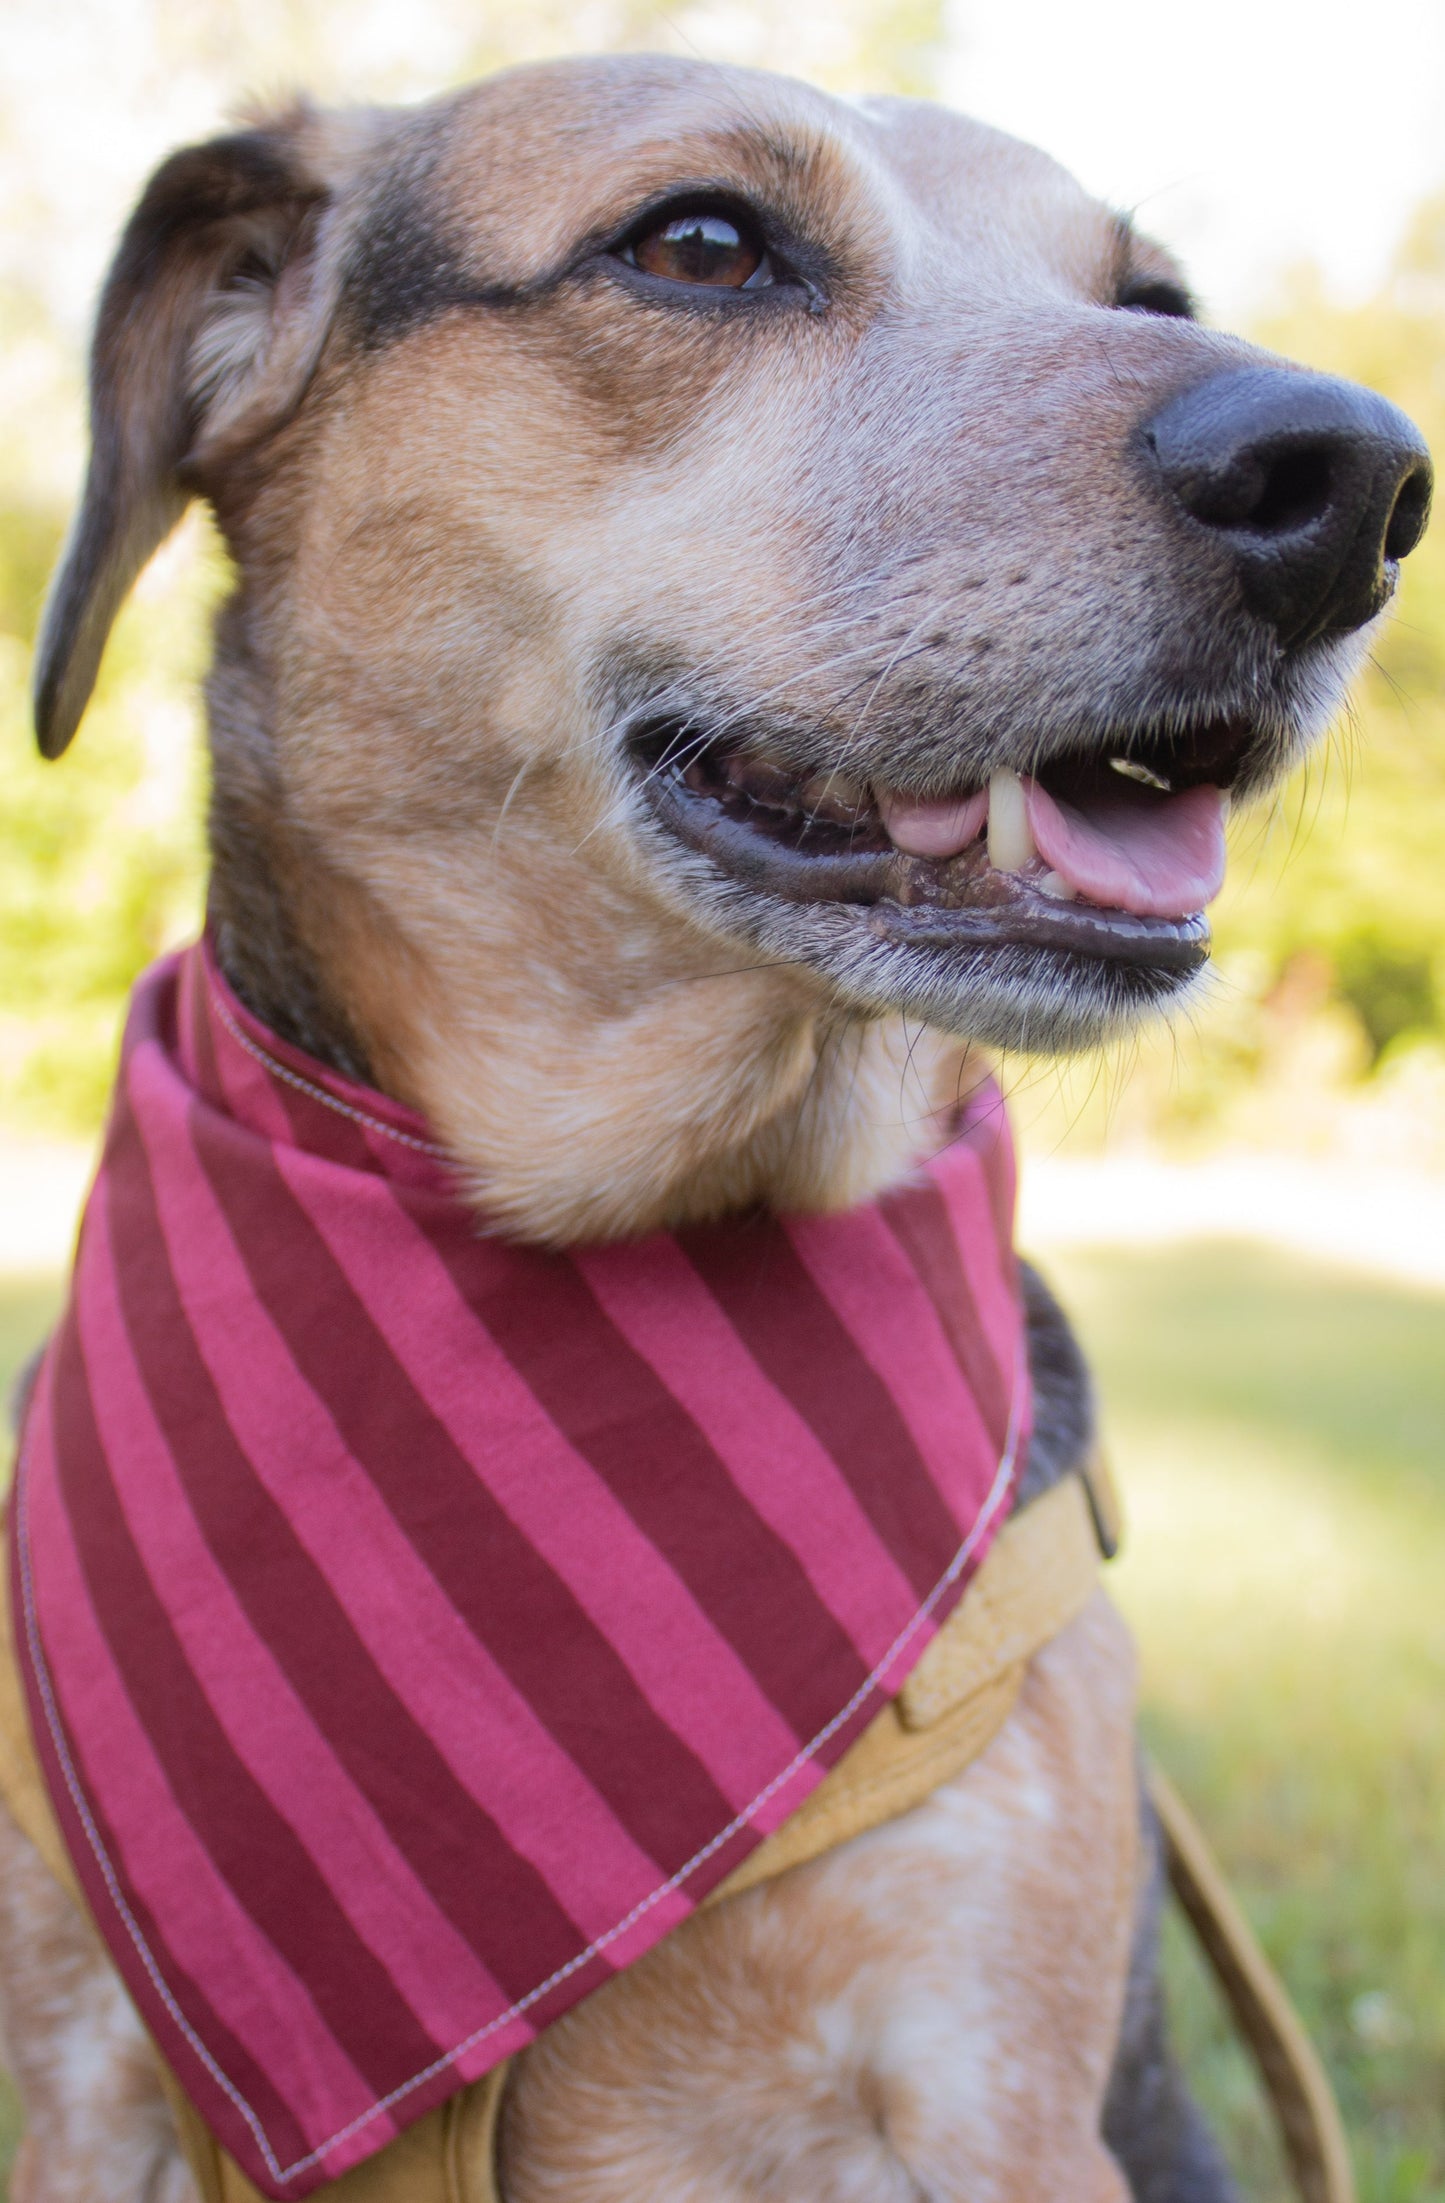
[631,715,1256,980]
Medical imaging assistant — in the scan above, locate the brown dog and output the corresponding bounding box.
[2,52,1429,2203]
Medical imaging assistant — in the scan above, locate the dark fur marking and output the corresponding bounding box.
[207,872,375,1086]
[1016,1258,1096,1507]
[345,190,476,351]
[1105,1783,1241,2202]
[205,600,376,1083]
[339,123,530,353]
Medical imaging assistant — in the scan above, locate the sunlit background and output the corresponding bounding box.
[2,4,1443,2198]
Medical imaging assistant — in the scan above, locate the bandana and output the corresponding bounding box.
[11,940,1029,2197]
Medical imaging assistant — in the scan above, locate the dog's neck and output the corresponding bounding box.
[204,661,981,1247]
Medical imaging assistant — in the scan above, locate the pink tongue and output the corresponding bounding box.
[1024,778,1226,918]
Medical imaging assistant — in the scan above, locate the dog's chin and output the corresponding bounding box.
[627,718,1233,1053]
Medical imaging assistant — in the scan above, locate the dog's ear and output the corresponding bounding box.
[34,105,370,759]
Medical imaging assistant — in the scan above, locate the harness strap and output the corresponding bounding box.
[149,2059,511,2203]
[710,1467,1103,1904]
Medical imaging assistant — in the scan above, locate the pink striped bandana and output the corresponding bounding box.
[12,940,1029,2197]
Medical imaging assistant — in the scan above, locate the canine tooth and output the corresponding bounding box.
[1038,869,1077,901]
[987,770,1036,873]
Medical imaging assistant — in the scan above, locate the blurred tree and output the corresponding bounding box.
[1216,201,1445,1065]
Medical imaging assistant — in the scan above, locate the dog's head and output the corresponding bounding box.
[34,57,1431,1230]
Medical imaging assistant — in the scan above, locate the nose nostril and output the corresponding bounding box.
[1247,443,1334,536]
[1384,464,1432,563]
[1146,367,1432,644]
[1173,439,1338,537]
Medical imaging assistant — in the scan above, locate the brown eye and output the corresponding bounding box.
[630,211,768,288]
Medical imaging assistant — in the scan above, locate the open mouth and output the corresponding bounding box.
[632,716,1253,976]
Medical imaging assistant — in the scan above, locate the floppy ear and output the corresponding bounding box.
[34,107,366,759]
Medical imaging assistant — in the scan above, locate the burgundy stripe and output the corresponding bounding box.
[677,1216,964,1600]
[879,1179,1012,1451]
[109,1108,603,2003]
[185,1105,743,1876]
[263,1050,379,1177]
[74,1190,515,2042]
[12,1467,314,2176]
[46,1307,445,2103]
[432,1231,872,1742]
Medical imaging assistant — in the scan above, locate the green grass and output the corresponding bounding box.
[0,1245,1441,2199]
[1040,1240,1445,2203]
[0,1275,57,1473]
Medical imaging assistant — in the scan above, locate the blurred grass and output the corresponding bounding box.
[0,1274,57,1477]
[1,1241,1442,2196]
[1041,1240,1445,2203]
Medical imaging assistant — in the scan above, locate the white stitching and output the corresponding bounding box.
[209,990,448,1162]
[19,1335,1026,2189]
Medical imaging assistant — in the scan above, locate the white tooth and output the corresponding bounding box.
[1110,757,1172,792]
[987,769,1036,874]
[1038,869,1077,902]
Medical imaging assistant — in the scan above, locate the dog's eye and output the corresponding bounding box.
[1117,278,1196,320]
[626,209,772,289]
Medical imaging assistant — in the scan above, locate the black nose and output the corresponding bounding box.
[1145,367,1432,647]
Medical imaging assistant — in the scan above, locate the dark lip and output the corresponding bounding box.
[636,731,1214,976]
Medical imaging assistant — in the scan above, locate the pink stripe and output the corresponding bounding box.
[279,1151,805,1803]
[129,1055,684,1945]
[74,1191,509,2046]
[21,1436,379,2150]
[785,1202,998,1509]
[576,1238,919,1658]
[174,947,207,1088]
[934,1156,1022,1378]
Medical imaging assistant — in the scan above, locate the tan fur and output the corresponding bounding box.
[0,1808,195,2203]
[8,47,1386,2202]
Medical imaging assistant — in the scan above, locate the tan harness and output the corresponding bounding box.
[0,1463,1352,2203]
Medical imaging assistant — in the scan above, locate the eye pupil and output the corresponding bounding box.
[632,211,765,288]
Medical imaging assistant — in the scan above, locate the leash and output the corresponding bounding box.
[1149,1765,1356,2203]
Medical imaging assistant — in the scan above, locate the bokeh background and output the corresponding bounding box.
[2,2,1443,2197]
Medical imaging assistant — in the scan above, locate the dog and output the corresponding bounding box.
[0,52,1430,2203]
